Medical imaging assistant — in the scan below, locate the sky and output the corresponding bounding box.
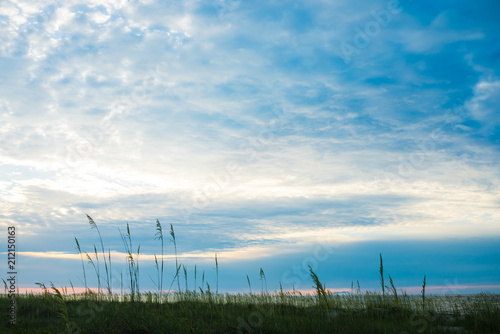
[0,0,499,295]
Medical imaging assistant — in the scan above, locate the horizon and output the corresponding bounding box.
[10,284,500,296]
[1,0,499,296]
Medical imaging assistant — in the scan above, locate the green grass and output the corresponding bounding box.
[2,290,499,333]
[1,216,499,333]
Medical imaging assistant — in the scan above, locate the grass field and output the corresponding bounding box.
[2,288,499,333]
[2,217,499,333]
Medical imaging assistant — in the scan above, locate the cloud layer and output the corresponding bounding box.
[0,0,499,292]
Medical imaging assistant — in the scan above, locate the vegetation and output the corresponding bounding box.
[1,216,499,333]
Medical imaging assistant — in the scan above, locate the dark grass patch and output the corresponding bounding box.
[1,292,499,333]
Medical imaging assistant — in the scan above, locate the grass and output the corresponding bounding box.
[2,288,499,333]
[1,216,499,333]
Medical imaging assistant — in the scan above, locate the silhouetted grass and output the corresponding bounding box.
[1,216,498,333]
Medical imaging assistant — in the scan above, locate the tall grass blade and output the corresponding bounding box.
[215,253,219,294]
[86,214,111,295]
[118,223,140,302]
[379,253,385,301]
[50,282,69,325]
[194,265,197,293]
[259,268,268,294]
[183,264,188,292]
[75,237,88,293]
[93,245,101,295]
[85,252,99,294]
[154,219,165,299]
[422,275,427,313]
[388,274,398,305]
[308,266,329,308]
[247,274,252,294]
[170,224,181,293]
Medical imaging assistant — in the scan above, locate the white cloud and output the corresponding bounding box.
[396,11,484,54]
[466,74,500,128]
[0,0,498,279]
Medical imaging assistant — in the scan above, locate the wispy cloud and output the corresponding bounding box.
[0,0,499,292]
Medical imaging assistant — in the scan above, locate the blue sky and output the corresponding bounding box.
[0,0,499,295]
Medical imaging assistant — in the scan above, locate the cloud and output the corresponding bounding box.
[0,0,499,292]
[397,11,484,54]
[465,74,500,132]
